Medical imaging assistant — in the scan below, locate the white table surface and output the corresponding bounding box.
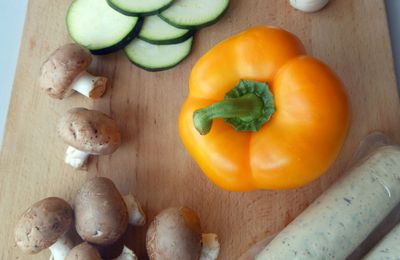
[0,1,399,148]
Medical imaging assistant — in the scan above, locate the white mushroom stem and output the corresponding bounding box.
[200,233,220,260]
[65,146,90,169]
[113,246,138,260]
[123,193,146,226]
[48,234,74,260]
[289,0,329,12]
[71,71,107,99]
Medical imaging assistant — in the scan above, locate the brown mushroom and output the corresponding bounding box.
[146,207,220,260]
[14,197,74,260]
[57,108,121,169]
[74,177,129,245]
[74,177,146,245]
[39,43,107,99]
[66,242,138,260]
[66,242,101,260]
[94,235,125,259]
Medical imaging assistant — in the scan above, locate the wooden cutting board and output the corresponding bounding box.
[1,1,399,259]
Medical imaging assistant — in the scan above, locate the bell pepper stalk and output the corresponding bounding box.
[179,26,350,191]
[193,80,275,135]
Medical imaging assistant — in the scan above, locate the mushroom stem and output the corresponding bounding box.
[49,234,74,260]
[65,146,90,169]
[113,246,138,260]
[200,233,220,260]
[123,193,146,226]
[289,0,329,12]
[71,71,107,99]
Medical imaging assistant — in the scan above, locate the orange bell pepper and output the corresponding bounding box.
[179,26,350,191]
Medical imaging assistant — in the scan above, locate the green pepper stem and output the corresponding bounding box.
[193,93,264,135]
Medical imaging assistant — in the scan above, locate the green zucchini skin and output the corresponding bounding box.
[106,0,174,17]
[124,57,189,72]
[124,38,193,71]
[90,18,144,55]
[159,1,230,30]
[138,30,195,45]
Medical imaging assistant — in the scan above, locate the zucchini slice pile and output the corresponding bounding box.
[66,0,230,71]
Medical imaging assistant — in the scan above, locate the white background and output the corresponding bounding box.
[0,0,399,147]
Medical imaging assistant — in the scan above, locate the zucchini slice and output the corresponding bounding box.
[139,15,194,45]
[107,0,174,16]
[67,0,143,55]
[159,0,230,29]
[124,37,193,71]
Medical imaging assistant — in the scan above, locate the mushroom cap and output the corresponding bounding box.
[66,242,101,260]
[146,207,202,260]
[14,197,73,254]
[39,43,92,99]
[75,177,129,245]
[58,108,121,155]
[94,235,125,259]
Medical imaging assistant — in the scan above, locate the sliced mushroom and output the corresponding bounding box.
[39,43,107,99]
[66,242,101,260]
[146,207,220,260]
[14,197,74,260]
[57,108,121,169]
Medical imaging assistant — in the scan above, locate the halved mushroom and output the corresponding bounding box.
[146,207,220,260]
[14,197,74,260]
[74,177,146,246]
[57,108,121,169]
[39,43,107,99]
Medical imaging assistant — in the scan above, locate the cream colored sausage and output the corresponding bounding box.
[256,146,400,260]
[363,223,400,260]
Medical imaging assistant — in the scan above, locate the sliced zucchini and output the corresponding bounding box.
[159,0,230,29]
[107,0,174,16]
[67,0,143,55]
[139,15,194,45]
[124,37,193,71]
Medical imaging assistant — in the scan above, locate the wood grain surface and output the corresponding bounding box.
[1,0,399,259]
